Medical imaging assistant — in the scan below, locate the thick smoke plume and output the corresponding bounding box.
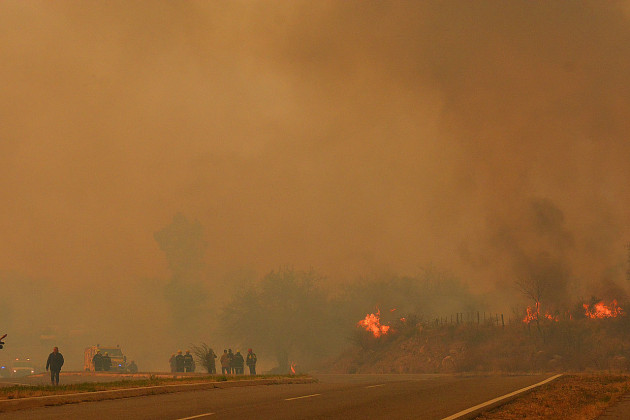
[1,1,629,369]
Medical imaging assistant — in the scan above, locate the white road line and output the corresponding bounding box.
[285,393,321,401]
[441,374,563,420]
[176,413,215,420]
[365,384,385,388]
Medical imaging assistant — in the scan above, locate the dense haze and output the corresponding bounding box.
[1,1,629,370]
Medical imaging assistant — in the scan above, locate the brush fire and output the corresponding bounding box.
[583,300,623,319]
[357,309,391,338]
[522,300,624,323]
[357,309,410,338]
[522,302,558,324]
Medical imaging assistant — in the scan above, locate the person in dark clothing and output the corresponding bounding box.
[175,350,185,373]
[246,348,257,375]
[169,353,176,373]
[46,347,64,385]
[207,349,217,374]
[232,350,245,375]
[183,350,195,372]
[128,360,138,373]
[227,349,234,374]
[220,349,230,375]
[102,352,112,371]
[92,351,104,371]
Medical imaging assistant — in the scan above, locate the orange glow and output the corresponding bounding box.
[290,362,296,374]
[357,309,391,338]
[583,300,623,319]
[522,302,540,324]
[522,302,558,323]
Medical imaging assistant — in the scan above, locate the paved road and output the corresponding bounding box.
[0,373,553,419]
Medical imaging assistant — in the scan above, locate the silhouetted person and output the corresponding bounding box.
[232,350,244,375]
[207,348,217,374]
[128,360,138,373]
[102,352,112,371]
[246,348,257,375]
[169,353,176,373]
[46,346,64,385]
[227,349,234,374]
[175,350,185,372]
[92,351,104,371]
[183,350,195,372]
[220,349,230,375]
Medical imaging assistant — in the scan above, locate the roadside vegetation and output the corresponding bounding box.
[476,374,630,420]
[329,313,630,374]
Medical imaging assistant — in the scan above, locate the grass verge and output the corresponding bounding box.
[475,374,630,420]
[0,374,308,400]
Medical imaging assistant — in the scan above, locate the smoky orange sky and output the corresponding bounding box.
[2,1,630,304]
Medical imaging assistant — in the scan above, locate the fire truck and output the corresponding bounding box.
[84,344,127,372]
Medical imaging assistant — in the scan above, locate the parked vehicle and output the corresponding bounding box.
[11,358,35,377]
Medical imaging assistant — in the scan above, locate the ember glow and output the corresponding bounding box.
[522,302,558,323]
[583,300,623,319]
[357,309,391,338]
[290,362,296,374]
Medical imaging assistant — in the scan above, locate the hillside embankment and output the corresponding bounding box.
[328,315,630,374]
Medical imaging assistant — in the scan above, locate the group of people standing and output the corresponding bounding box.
[220,348,257,375]
[91,351,113,371]
[169,350,196,372]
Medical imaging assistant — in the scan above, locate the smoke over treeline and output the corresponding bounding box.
[1,2,629,370]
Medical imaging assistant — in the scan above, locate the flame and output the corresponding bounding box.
[522,302,558,323]
[400,317,406,322]
[357,309,391,338]
[583,300,623,319]
[290,362,296,374]
[522,302,540,324]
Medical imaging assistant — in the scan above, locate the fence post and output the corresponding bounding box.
[501,314,504,329]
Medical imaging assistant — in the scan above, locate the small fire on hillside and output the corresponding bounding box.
[357,309,391,338]
[583,300,623,319]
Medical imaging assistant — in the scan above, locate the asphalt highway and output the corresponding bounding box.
[0,373,553,419]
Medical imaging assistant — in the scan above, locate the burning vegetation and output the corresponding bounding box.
[583,300,623,319]
[340,294,630,375]
[357,310,391,338]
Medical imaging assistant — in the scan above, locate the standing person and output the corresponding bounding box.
[175,350,185,373]
[169,353,176,373]
[227,349,234,374]
[220,350,230,375]
[102,352,112,371]
[46,346,64,386]
[92,351,104,372]
[183,350,195,372]
[246,348,257,375]
[232,350,244,375]
[207,348,217,374]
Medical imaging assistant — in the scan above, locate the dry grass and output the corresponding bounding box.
[476,374,630,420]
[0,374,306,400]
